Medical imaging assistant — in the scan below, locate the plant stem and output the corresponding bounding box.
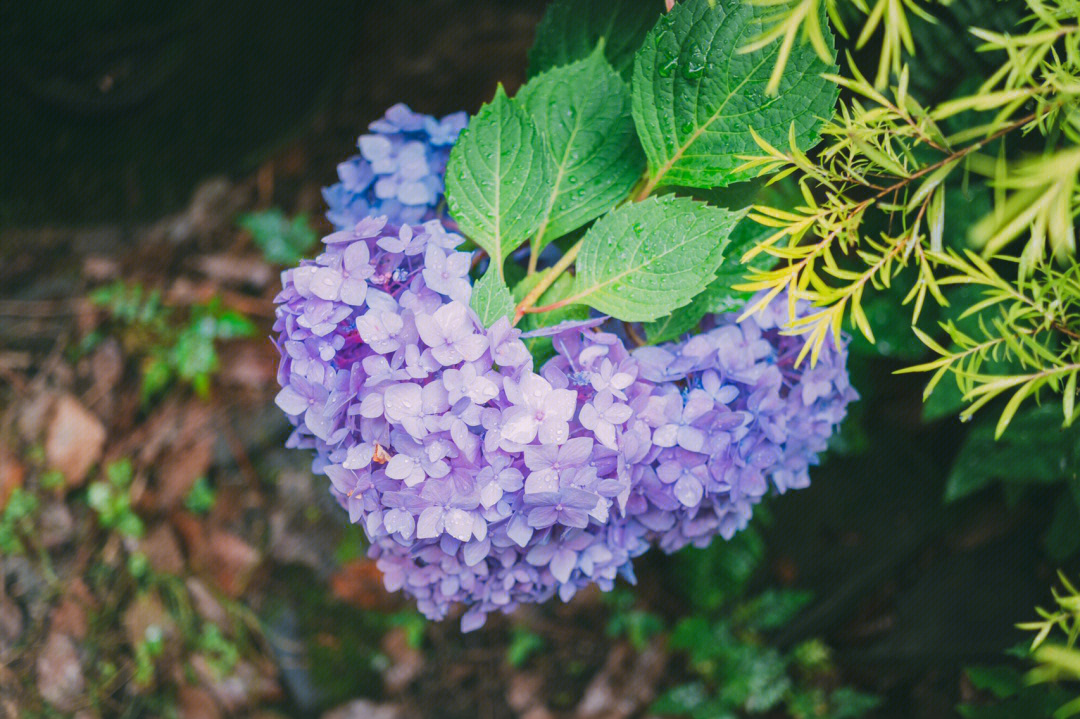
[512,237,584,325]
[527,244,539,275]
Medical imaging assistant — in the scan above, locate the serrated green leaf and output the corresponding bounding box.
[569,195,743,322]
[944,404,1080,502]
[631,0,838,190]
[643,181,793,343]
[697,210,778,312]
[528,0,662,82]
[470,267,515,327]
[643,308,705,345]
[445,86,554,280]
[519,47,646,252]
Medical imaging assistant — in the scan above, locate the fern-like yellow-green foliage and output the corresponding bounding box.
[740,0,1080,436]
[1021,573,1080,716]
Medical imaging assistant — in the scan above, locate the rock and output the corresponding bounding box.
[141,523,185,575]
[83,255,120,282]
[575,639,669,719]
[0,444,24,511]
[17,391,55,443]
[36,632,84,711]
[37,501,75,548]
[321,700,419,719]
[45,394,105,487]
[4,556,50,624]
[218,342,277,391]
[206,530,261,597]
[190,657,280,714]
[196,254,273,290]
[507,672,544,713]
[178,686,223,719]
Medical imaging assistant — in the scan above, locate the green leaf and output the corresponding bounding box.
[570,195,744,322]
[964,666,1026,700]
[239,209,318,265]
[445,85,554,279]
[944,404,1080,502]
[519,46,646,252]
[528,0,662,82]
[643,204,779,343]
[828,687,883,719]
[505,627,545,668]
[470,267,515,327]
[696,211,777,312]
[513,270,589,365]
[736,589,814,632]
[1045,490,1080,560]
[643,306,705,345]
[631,0,838,190]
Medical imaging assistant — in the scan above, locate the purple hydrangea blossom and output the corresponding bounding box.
[276,111,857,630]
[323,104,468,230]
[273,213,856,630]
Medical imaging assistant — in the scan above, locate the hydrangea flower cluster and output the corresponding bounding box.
[272,214,857,631]
[322,104,468,230]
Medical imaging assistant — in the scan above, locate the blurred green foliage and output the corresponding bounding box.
[239,209,319,265]
[89,282,256,401]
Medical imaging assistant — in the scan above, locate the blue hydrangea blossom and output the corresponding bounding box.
[322,104,468,230]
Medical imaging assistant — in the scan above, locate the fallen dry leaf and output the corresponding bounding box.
[156,434,214,508]
[45,394,105,487]
[141,523,186,575]
[178,685,224,719]
[185,578,228,626]
[123,592,176,649]
[49,596,88,641]
[206,530,261,598]
[330,559,392,610]
[0,444,24,511]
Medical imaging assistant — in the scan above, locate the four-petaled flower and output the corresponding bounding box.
[416,480,482,542]
[501,373,577,446]
[422,245,472,302]
[579,390,633,450]
[415,301,489,366]
[523,487,598,529]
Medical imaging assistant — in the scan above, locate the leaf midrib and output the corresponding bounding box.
[534,111,584,248]
[568,215,715,305]
[647,8,779,188]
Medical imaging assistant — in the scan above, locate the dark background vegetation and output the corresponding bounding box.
[1,1,1076,718]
